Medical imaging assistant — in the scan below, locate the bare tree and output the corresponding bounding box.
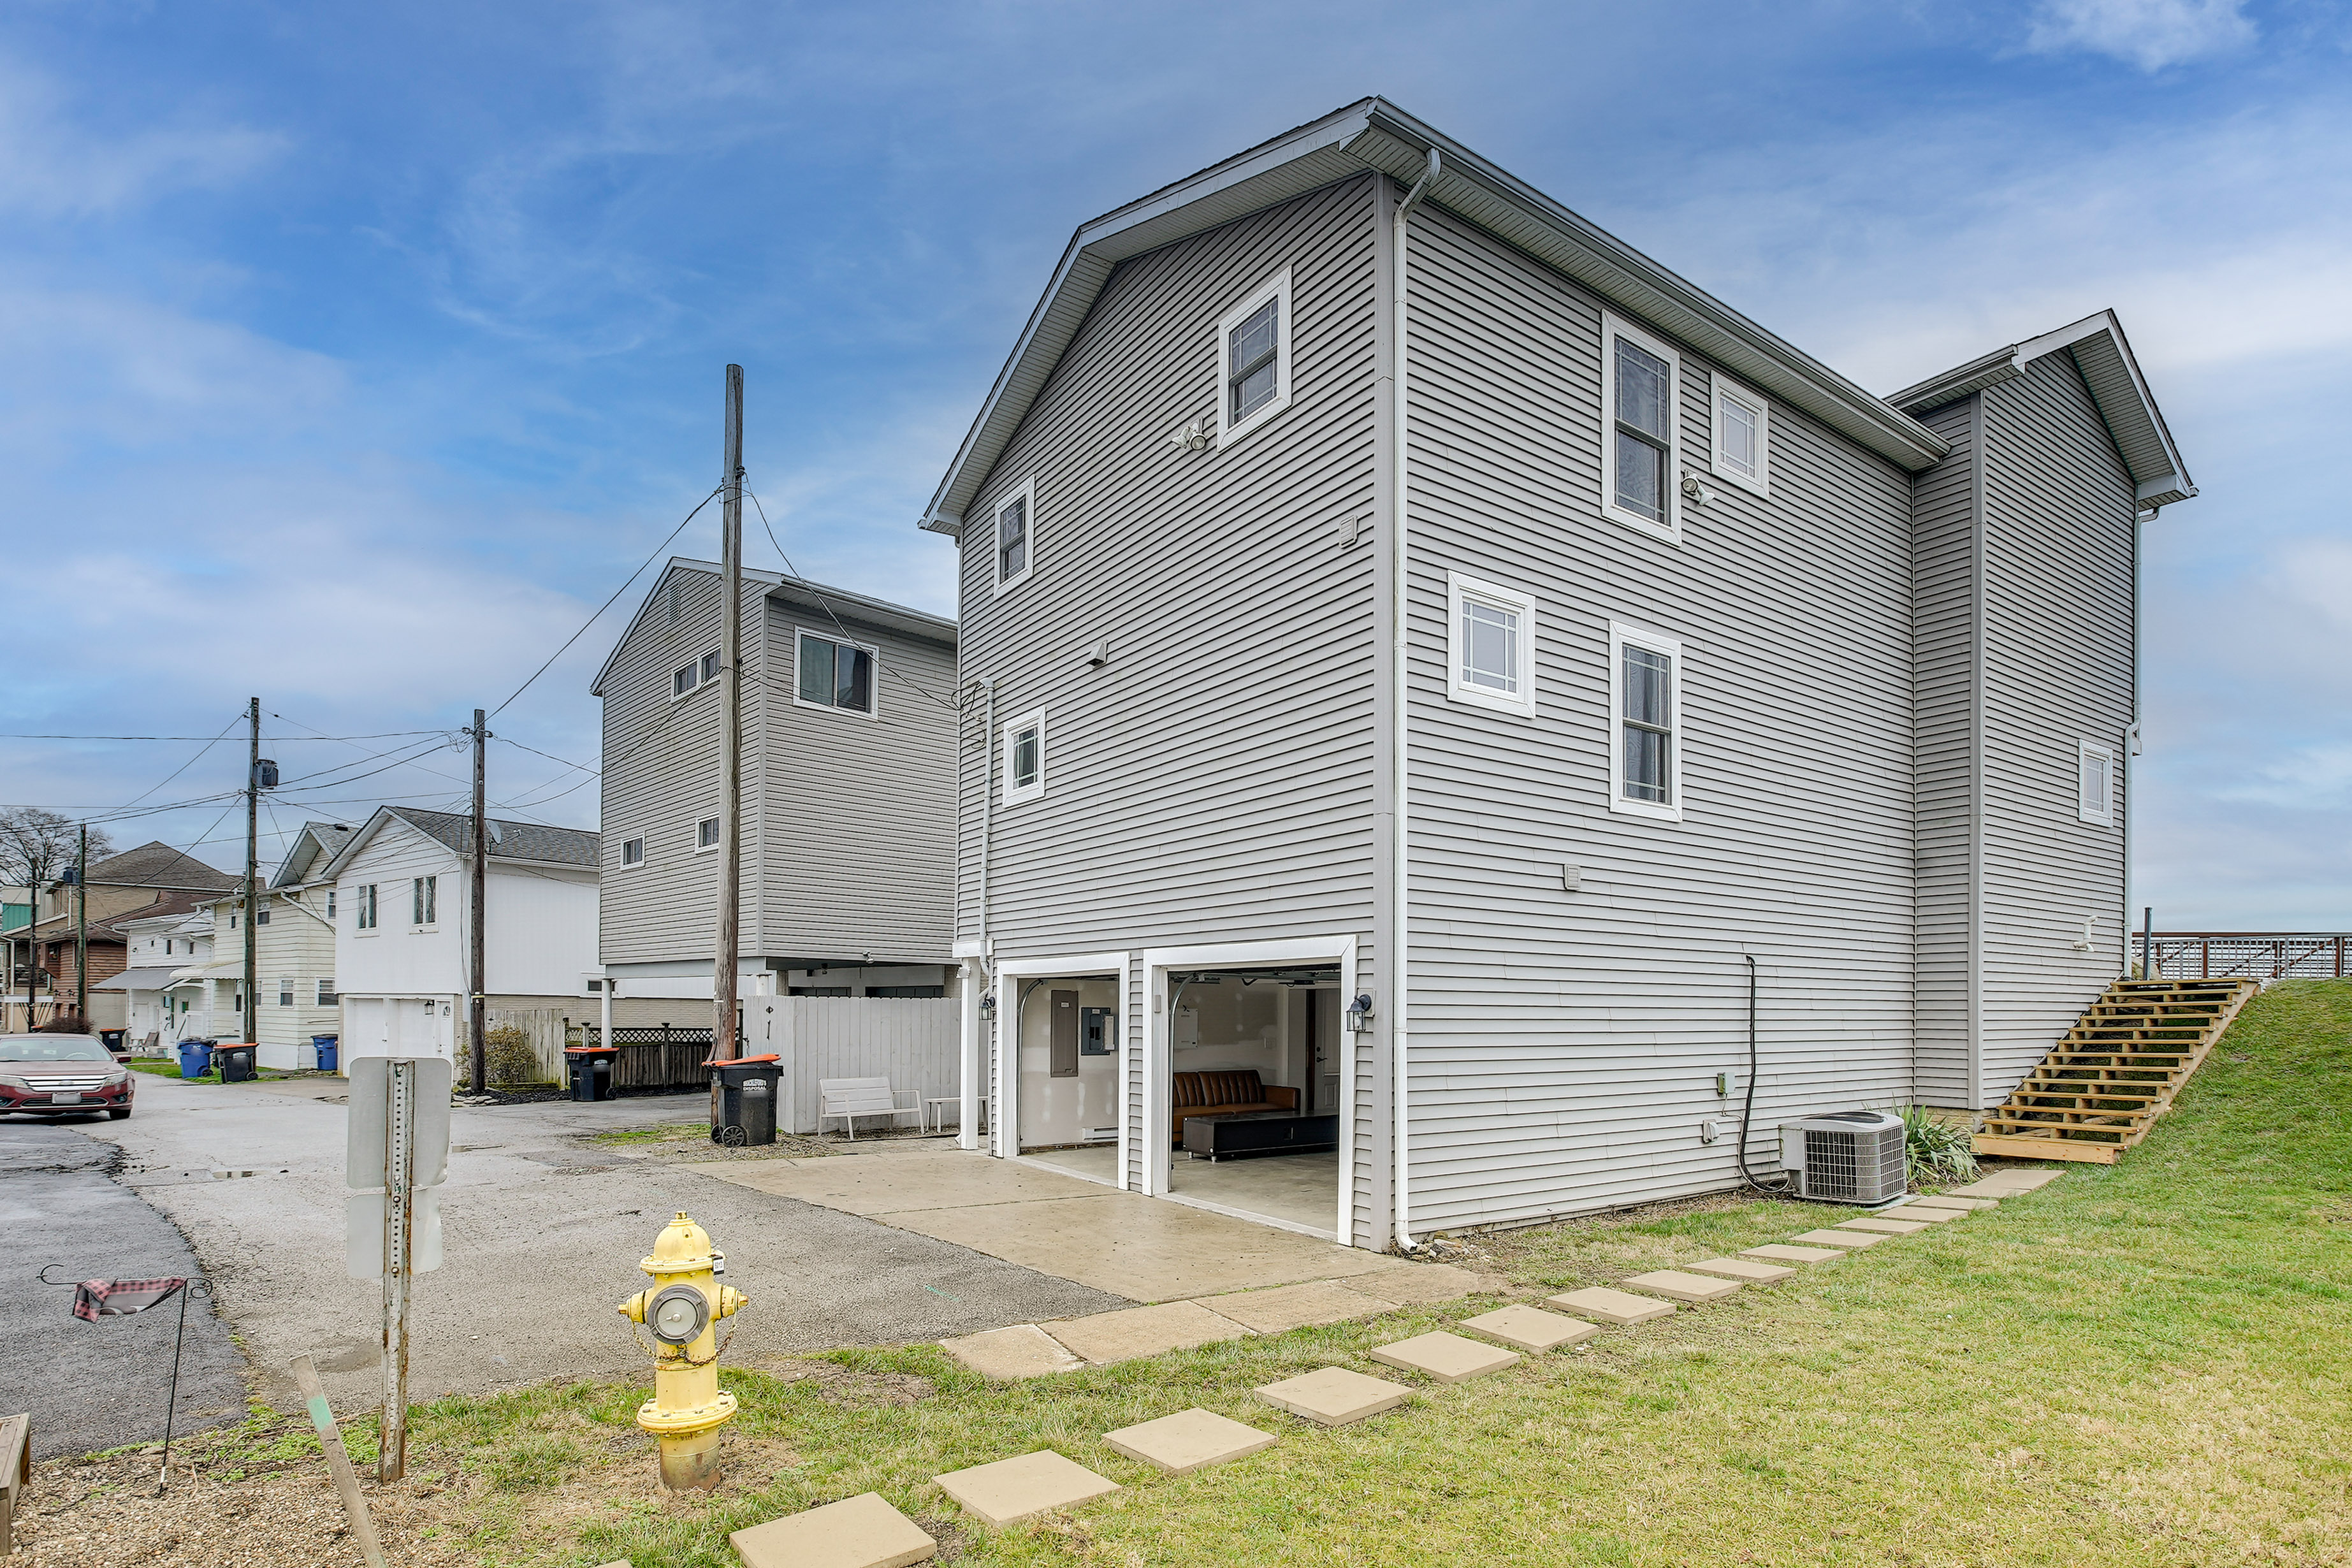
[0,807,112,892]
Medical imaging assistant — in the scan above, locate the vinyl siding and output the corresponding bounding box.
[954,177,1383,1201]
[1910,397,1979,1105]
[1400,204,1919,1233]
[1975,352,2134,1102]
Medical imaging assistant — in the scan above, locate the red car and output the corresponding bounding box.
[0,1033,135,1120]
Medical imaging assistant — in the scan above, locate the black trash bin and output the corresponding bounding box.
[99,1029,127,1054]
[215,1044,258,1083]
[708,1054,780,1147]
[564,1045,619,1101]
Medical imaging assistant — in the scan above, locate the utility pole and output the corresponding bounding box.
[713,365,744,1060]
[243,697,260,1043]
[73,825,87,1024]
[469,708,489,1094]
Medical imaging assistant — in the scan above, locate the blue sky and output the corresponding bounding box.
[3,0,2346,927]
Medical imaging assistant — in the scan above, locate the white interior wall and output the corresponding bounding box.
[1169,976,1289,1085]
[1017,974,1122,1148]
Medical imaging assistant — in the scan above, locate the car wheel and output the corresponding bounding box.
[108,1108,131,1121]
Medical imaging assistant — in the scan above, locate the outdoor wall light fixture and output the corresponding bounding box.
[978,991,998,1020]
[1170,419,1210,453]
[1680,472,1717,509]
[1344,992,1374,1033]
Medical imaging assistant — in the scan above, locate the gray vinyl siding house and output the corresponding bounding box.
[593,560,959,1000]
[926,99,2196,1249]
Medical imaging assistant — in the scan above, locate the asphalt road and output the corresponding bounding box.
[0,1121,246,1460]
[85,1075,1126,1416]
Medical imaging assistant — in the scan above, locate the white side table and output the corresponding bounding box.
[924,1097,982,1135]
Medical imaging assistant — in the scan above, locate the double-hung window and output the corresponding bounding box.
[1711,374,1770,495]
[1601,314,1680,542]
[795,630,876,715]
[2077,740,2117,826]
[1609,621,1684,821]
[317,978,338,1006]
[326,890,337,920]
[412,875,437,927]
[1216,268,1293,446]
[620,836,644,867]
[697,817,722,852]
[993,478,1034,595]
[277,978,294,1008]
[1002,709,1045,806]
[1445,571,1537,717]
[356,884,378,931]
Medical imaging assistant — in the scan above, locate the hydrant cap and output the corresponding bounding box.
[643,1211,715,1275]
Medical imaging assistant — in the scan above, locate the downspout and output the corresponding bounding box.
[962,677,996,1154]
[1391,148,1438,1254]
[2123,506,2151,976]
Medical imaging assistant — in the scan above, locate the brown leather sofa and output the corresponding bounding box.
[1170,1070,1297,1144]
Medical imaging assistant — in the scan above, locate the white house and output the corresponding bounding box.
[323,806,599,1064]
[103,903,216,1049]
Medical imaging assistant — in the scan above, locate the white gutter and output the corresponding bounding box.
[1391,149,1437,1254]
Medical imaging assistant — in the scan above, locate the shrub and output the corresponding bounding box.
[483,1024,545,1086]
[1902,1103,1978,1186]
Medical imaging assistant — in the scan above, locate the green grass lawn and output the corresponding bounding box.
[225,981,2352,1565]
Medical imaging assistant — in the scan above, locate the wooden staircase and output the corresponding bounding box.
[1972,976,2261,1164]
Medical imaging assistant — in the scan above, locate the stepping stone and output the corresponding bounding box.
[1837,1217,1930,1235]
[939,1323,1082,1381]
[1103,1408,1276,1476]
[1948,1170,2058,1196]
[1906,1194,1996,1210]
[1879,1203,1963,1222]
[1622,1268,1741,1303]
[1456,1303,1601,1353]
[731,1492,936,1568]
[1367,1330,1521,1383]
[1741,1244,1844,1263]
[1253,1366,1412,1426]
[1682,1257,1795,1283]
[934,1451,1121,1529]
[1545,1287,1675,1325]
[1790,1229,1882,1249]
[1205,1279,1397,1333]
[1044,1300,1249,1365]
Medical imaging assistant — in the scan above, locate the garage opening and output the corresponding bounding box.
[1162,962,1340,1235]
[1011,971,1123,1177]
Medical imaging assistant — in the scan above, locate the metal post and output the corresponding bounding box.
[243,698,259,1043]
[469,709,488,1094]
[157,1281,189,1490]
[714,365,744,1062]
[600,975,613,1049]
[378,1059,414,1482]
[73,826,87,1024]
[2140,906,2154,982]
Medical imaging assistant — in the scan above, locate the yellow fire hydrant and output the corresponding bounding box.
[616,1211,748,1490]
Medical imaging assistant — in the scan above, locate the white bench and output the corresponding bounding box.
[818,1077,917,1140]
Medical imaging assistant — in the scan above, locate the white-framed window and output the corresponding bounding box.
[317,978,337,1006]
[2078,739,2117,826]
[1711,373,1770,496]
[620,837,644,867]
[1001,708,1046,806]
[1609,621,1684,822]
[992,477,1035,596]
[700,650,722,686]
[1216,267,1293,447]
[795,630,877,716]
[1446,571,1537,717]
[325,890,336,919]
[255,906,271,925]
[411,875,437,927]
[277,978,294,1008]
[356,883,377,931]
[697,817,722,852]
[1600,313,1680,542]
[672,662,697,699]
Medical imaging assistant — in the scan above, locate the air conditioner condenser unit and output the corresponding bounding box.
[1780,1110,1906,1204]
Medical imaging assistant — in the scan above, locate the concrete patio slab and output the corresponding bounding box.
[1622,1269,1741,1303]
[731,1492,937,1568]
[933,1450,1121,1528]
[1790,1229,1883,1249]
[1741,1244,1845,1263]
[1545,1287,1674,1325]
[1103,1408,1277,1475]
[709,1145,1098,1216]
[1455,1304,1600,1353]
[939,1323,1084,1381]
[1836,1217,1930,1235]
[1253,1366,1412,1426]
[1367,1331,1521,1383]
[1045,1300,1250,1364]
[1682,1257,1796,1283]
[1201,1279,1397,1333]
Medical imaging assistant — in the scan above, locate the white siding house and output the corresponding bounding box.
[323,808,599,1066]
[923,101,2197,1248]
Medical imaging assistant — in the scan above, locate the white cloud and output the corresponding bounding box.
[0,54,282,219]
[2024,0,2256,71]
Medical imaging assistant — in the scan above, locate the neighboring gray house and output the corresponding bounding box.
[923,99,2195,1249]
[592,560,960,1009]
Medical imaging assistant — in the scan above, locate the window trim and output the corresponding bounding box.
[1599,312,1682,544]
[1608,620,1685,823]
[619,836,645,868]
[991,475,1036,599]
[1710,372,1771,497]
[1216,267,1295,449]
[355,883,378,933]
[791,627,882,720]
[695,816,722,853]
[699,650,722,686]
[2077,739,2117,827]
[410,874,438,929]
[672,661,699,701]
[1444,570,1538,718]
[1001,708,1046,806]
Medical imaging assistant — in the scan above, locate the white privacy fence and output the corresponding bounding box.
[743,995,961,1135]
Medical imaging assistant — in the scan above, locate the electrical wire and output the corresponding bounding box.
[493,736,597,778]
[110,711,247,813]
[1734,952,1792,1196]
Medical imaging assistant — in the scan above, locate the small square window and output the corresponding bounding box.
[700,650,722,685]
[326,890,337,919]
[1601,314,1681,542]
[1002,708,1046,806]
[256,907,270,924]
[673,663,697,699]
[1609,621,1685,822]
[1216,268,1294,447]
[621,837,644,867]
[697,817,722,851]
[1445,571,1537,717]
[2078,740,2117,826]
[992,477,1036,595]
[1711,374,1770,495]
[795,631,876,715]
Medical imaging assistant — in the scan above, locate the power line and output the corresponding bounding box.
[111,710,247,813]
[0,730,442,741]
[493,736,597,777]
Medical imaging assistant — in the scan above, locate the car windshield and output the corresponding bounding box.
[0,1034,113,1063]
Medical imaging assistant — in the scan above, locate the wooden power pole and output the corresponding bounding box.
[73,824,87,1023]
[469,709,488,1094]
[243,697,260,1042]
[713,365,744,1059]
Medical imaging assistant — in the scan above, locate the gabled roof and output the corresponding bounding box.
[269,820,356,889]
[1889,309,2195,510]
[588,558,956,697]
[83,841,238,893]
[921,97,1952,535]
[319,805,600,883]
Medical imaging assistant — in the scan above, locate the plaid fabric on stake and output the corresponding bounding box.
[72,1277,187,1321]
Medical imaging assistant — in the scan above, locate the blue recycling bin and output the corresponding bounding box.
[177,1039,214,1079]
[311,1034,339,1072]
